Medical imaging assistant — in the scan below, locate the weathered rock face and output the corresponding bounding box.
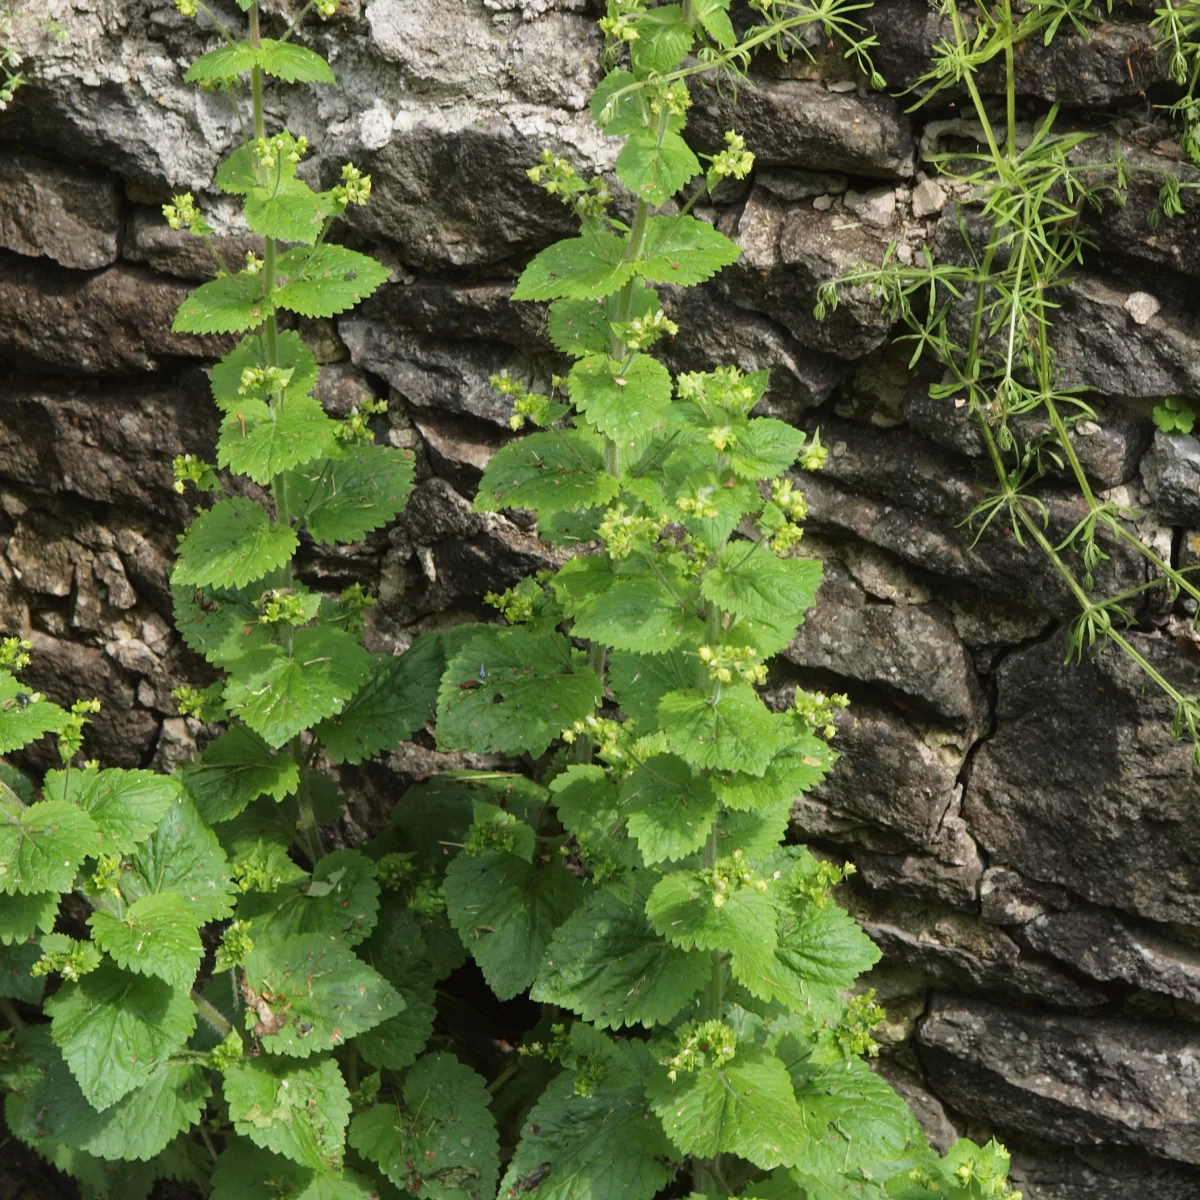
[3,1,1200,1195]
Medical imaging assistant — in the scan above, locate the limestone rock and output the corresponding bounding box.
[911,178,946,218]
[1143,431,1200,527]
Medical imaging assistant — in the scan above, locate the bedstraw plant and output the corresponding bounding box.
[0,1,1023,1198]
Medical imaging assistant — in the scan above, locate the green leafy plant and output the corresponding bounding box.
[1153,395,1197,435]
[819,0,1200,761]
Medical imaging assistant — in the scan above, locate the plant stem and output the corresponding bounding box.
[294,753,326,864]
[0,997,25,1030]
[193,990,234,1039]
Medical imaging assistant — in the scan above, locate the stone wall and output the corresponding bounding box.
[2,1,1200,1195]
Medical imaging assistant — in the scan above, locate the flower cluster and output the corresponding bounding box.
[661,1020,737,1081]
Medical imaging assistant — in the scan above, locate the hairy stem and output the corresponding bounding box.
[193,990,234,1039]
[0,997,25,1031]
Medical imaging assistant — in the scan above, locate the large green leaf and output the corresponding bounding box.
[0,672,69,753]
[244,178,336,245]
[349,1053,499,1200]
[223,1055,350,1171]
[222,625,373,748]
[286,444,415,544]
[444,850,581,1000]
[608,649,691,727]
[172,498,298,591]
[616,128,700,206]
[274,245,390,318]
[240,931,402,1057]
[712,728,834,811]
[701,546,823,625]
[45,963,195,1111]
[0,797,100,896]
[88,893,204,989]
[181,725,300,824]
[172,581,273,670]
[43,767,183,856]
[532,876,707,1028]
[567,352,673,443]
[316,634,443,765]
[549,765,642,885]
[217,394,339,484]
[475,428,618,514]
[499,1038,672,1200]
[630,3,694,72]
[619,755,718,864]
[172,275,270,335]
[647,1045,804,1168]
[728,418,811,480]
[646,867,778,962]
[512,232,635,302]
[436,630,602,757]
[0,890,59,945]
[120,791,235,925]
[636,215,741,286]
[658,685,781,775]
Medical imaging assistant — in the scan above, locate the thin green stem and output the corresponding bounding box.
[0,997,25,1030]
[294,750,325,864]
[193,990,234,1039]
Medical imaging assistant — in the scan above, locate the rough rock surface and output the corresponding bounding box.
[2,1,1200,1194]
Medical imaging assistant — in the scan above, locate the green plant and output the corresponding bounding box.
[819,0,1200,761]
[1153,395,1197,435]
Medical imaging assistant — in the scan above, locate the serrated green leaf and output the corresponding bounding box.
[609,649,692,727]
[256,39,335,84]
[0,798,100,896]
[218,394,340,484]
[437,630,602,758]
[646,868,779,983]
[547,288,660,358]
[212,1138,382,1200]
[620,755,718,864]
[444,850,581,1000]
[0,889,59,945]
[316,635,442,765]
[215,143,261,196]
[630,4,693,72]
[616,129,700,206]
[182,725,300,824]
[43,767,183,856]
[88,894,204,989]
[728,419,811,479]
[659,685,781,775]
[185,41,259,81]
[350,1053,500,1200]
[46,963,195,1111]
[702,546,823,624]
[647,1045,804,1168]
[719,799,794,861]
[211,330,320,414]
[696,0,736,46]
[532,875,707,1028]
[549,765,642,886]
[554,555,704,653]
[0,941,44,1003]
[475,428,619,514]
[121,791,235,925]
[637,215,740,286]
[223,625,373,748]
[245,178,337,245]
[713,728,834,811]
[513,232,635,302]
[590,68,669,136]
[274,244,390,318]
[499,1039,672,1200]
[242,931,402,1056]
[236,849,380,946]
[0,673,69,753]
[172,581,272,670]
[224,1055,351,1171]
[173,275,270,335]
[568,352,673,443]
[173,498,298,591]
[285,443,415,543]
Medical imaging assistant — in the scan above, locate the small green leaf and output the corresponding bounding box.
[568,353,673,443]
[658,685,781,775]
[212,1138,381,1200]
[647,1045,804,1168]
[223,1055,351,1171]
[286,444,415,544]
[245,178,337,245]
[444,850,581,1000]
[513,233,636,302]
[0,890,59,945]
[185,41,259,82]
[608,649,691,727]
[210,331,320,414]
[214,143,261,196]
[712,729,834,811]
[349,1053,500,1200]
[173,498,299,591]
[646,868,778,960]
[0,798,100,896]
[46,963,195,1111]
[616,129,700,206]
[533,876,707,1028]
[637,215,740,286]
[0,672,69,754]
[256,39,336,84]
[701,546,823,624]
[274,244,390,318]
[620,755,718,864]
[43,767,184,856]
[88,894,204,989]
[547,288,660,358]
[173,582,273,669]
[181,725,300,824]
[696,0,736,46]
[630,4,693,72]
[218,394,340,484]
[0,942,44,1003]
[728,419,812,479]
[475,428,619,514]
[172,275,270,335]
[437,630,603,757]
